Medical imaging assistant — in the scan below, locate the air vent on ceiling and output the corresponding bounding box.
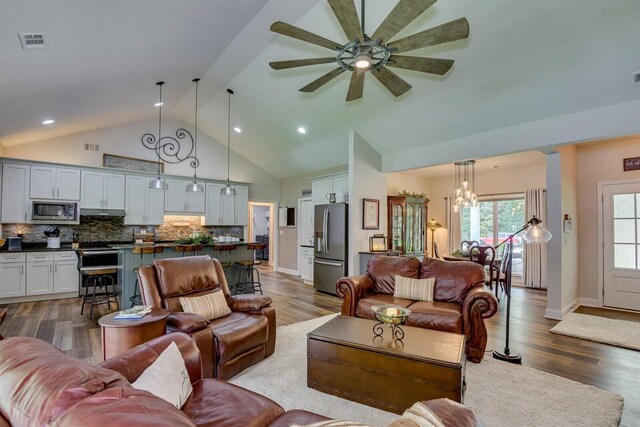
[633,71,640,86]
[18,33,47,49]
[84,143,100,152]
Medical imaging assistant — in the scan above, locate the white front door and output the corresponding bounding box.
[603,182,640,311]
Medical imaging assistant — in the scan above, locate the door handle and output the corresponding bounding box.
[314,259,343,267]
[57,188,59,198]
[55,264,57,273]
[104,199,108,208]
[24,211,27,221]
[323,209,329,253]
[50,264,52,273]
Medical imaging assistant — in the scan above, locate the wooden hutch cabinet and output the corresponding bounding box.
[387,196,428,257]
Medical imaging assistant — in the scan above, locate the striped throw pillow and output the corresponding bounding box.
[393,275,436,302]
[180,291,231,320]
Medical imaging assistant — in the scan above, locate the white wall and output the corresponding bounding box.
[545,147,579,319]
[349,131,388,275]
[252,205,270,237]
[2,118,280,202]
[576,135,640,303]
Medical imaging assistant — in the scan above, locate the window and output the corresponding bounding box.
[461,197,525,275]
[613,193,640,269]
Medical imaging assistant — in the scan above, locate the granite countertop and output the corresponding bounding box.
[0,240,249,253]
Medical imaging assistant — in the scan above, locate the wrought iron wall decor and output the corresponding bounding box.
[141,81,199,169]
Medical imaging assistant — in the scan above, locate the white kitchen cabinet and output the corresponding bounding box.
[311,172,348,205]
[53,252,79,294]
[0,255,26,298]
[27,261,54,296]
[81,171,125,210]
[204,183,224,225]
[205,184,248,226]
[165,179,205,213]
[1,163,31,223]
[30,166,80,200]
[298,199,314,246]
[125,175,165,225]
[300,246,314,284]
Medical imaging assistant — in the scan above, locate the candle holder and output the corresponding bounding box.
[371,305,411,341]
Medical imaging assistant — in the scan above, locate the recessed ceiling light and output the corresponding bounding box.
[297,127,306,134]
[233,127,242,133]
[42,119,54,125]
[154,102,163,107]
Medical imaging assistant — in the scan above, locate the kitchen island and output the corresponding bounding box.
[113,242,255,309]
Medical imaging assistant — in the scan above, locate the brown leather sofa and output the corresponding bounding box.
[137,255,276,379]
[337,256,498,362]
[0,333,482,427]
[0,333,328,427]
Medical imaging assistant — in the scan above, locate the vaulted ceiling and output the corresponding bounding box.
[2,0,639,178]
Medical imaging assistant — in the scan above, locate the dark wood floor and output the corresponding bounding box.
[1,269,638,426]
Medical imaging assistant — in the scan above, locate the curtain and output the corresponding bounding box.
[445,197,461,255]
[524,189,547,288]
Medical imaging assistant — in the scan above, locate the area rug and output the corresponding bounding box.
[550,312,640,351]
[230,314,624,427]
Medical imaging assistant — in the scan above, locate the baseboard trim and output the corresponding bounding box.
[0,292,78,305]
[544,308,563,320]
[276,267,299,276]
[578,297,598,307]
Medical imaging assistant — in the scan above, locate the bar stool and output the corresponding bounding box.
[214,244,237,293]
[76,249,119,320]
[130,245,164,308]
[174,244,203,257]
[234,243,267,295]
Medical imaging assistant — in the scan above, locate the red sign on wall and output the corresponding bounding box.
[624,157,640,172]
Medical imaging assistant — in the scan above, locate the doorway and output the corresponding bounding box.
[248,202,276,269]
[600,181,640,311]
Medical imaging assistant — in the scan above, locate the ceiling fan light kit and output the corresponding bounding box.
[269,0,469,101]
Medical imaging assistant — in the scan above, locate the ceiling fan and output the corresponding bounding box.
[269,0,469,101]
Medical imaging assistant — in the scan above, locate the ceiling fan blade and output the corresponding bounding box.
[371,67,412,97]
[388,56,454,75]
[346,71,365,101]
[328,0,363,42]
[270,21,342,51]
[371,0,437,44]
[388,17,469,54]
[270,58,337,70]
[300,68,346,93]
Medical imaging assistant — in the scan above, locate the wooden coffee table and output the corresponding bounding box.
[307,315,465,414]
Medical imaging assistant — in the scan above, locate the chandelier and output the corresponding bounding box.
[453,160,478,213]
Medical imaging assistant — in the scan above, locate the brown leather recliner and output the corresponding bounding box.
[137,255,276,379]
[337,256,498,362]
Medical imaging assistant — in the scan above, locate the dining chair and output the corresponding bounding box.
[461,240,479,253]
[494,242,512,302]
[469,245,496,288]
[433,241,441,259]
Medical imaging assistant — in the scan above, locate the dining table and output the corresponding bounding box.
[443,253,503,285]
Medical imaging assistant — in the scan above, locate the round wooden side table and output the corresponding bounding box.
[98,308,170,361]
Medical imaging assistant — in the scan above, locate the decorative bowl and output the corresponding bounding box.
[371,305,411,325]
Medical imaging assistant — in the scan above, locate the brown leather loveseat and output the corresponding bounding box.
[0,333,483,427]
[337,256,498,362]
[137,255,275,379]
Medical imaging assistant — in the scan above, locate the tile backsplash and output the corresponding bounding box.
[2,215,243,243]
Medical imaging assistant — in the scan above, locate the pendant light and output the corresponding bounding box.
[149,81,169,190]
[221,88,236,196]
[452,160,478,212]
[186,78,204,193]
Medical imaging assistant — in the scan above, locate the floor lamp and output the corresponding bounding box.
[493,215,552,364]
[427,219,442,257]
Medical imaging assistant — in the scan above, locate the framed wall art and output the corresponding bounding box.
[363,198,380,230]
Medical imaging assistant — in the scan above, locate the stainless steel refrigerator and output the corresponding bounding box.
[313,202,348,295]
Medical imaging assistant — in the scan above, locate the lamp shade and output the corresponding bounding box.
[148,177,168,190]
[427,219,442,231]
[185,180,204,193]
[220,183,236,196]
[522,221,552,243]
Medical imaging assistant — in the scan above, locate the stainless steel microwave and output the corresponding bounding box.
[32,201,78,223]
